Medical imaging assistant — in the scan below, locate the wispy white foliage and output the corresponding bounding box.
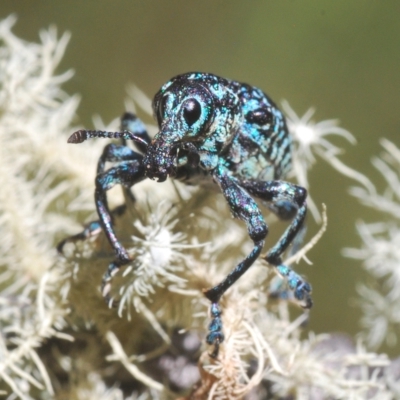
[106,331,167,393]
[117,200,201,322]
[282,100,374,221]
[344,139,400,349]
[1,15,398,400]
[0,273,71,399]
[0,13,104,286]
[349,139,400,218]
[0,15,90,399]
[70,371,145,400]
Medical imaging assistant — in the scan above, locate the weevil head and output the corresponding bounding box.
[143,73,240,181]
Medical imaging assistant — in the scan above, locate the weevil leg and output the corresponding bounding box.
[96,143,142,175]
[118,112,150,203]
[94,113,150,176]
[203,166,267,357]
[57,144,143,254]
[60,112,150,303]
[119,111,151,152]
[97,142,143,205]
[240,179,312,309]
[268,223,307,302]
[57,220,102,254]
[99,112,150,203]
[59,111,148,251]
[95,160,146,304]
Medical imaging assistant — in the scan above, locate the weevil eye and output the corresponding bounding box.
[183,99,201,127]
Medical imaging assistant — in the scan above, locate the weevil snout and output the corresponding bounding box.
[143,138,177,182]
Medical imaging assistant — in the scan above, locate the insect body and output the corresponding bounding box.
[67,72,312,357]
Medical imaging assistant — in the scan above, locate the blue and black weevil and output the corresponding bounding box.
[66,72,311,357]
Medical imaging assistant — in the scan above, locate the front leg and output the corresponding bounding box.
[99,112,151,202]
[57,144,143,254]
[204,166,267,357]
[119,112,151,153]
[96,142,144,205]
[95,160,145,304]
[241,179,312,309]
[59,112,150,254]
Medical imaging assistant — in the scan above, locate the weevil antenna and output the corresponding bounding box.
[68,129,149,148]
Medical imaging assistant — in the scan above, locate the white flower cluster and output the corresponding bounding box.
[344,139,400,349]
[0,15,82,399]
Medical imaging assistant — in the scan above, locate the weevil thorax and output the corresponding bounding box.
[143,72,242,181]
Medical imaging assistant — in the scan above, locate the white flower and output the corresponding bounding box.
[282,100,370,221]
[350,139,400,218]
[356,284,400,348]
[282,101,356,168]
[117,201,200,319]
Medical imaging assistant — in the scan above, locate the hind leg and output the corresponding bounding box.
[240,179,312,309]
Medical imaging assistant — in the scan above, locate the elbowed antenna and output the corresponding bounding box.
[67,129,149,148]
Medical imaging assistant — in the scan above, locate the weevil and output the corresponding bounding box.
[66,72,312,357]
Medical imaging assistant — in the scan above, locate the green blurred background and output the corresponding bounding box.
[2,1,399,353]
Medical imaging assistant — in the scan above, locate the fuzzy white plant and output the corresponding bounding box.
[0,14,99,399]
[1,15,399,400]
[282,101,375,222]
[343,139,400,349]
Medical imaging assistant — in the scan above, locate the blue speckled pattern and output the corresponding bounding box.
[150,72,291,182]
[64,72,311,358]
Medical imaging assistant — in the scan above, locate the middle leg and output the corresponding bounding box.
[203,167,268,357]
